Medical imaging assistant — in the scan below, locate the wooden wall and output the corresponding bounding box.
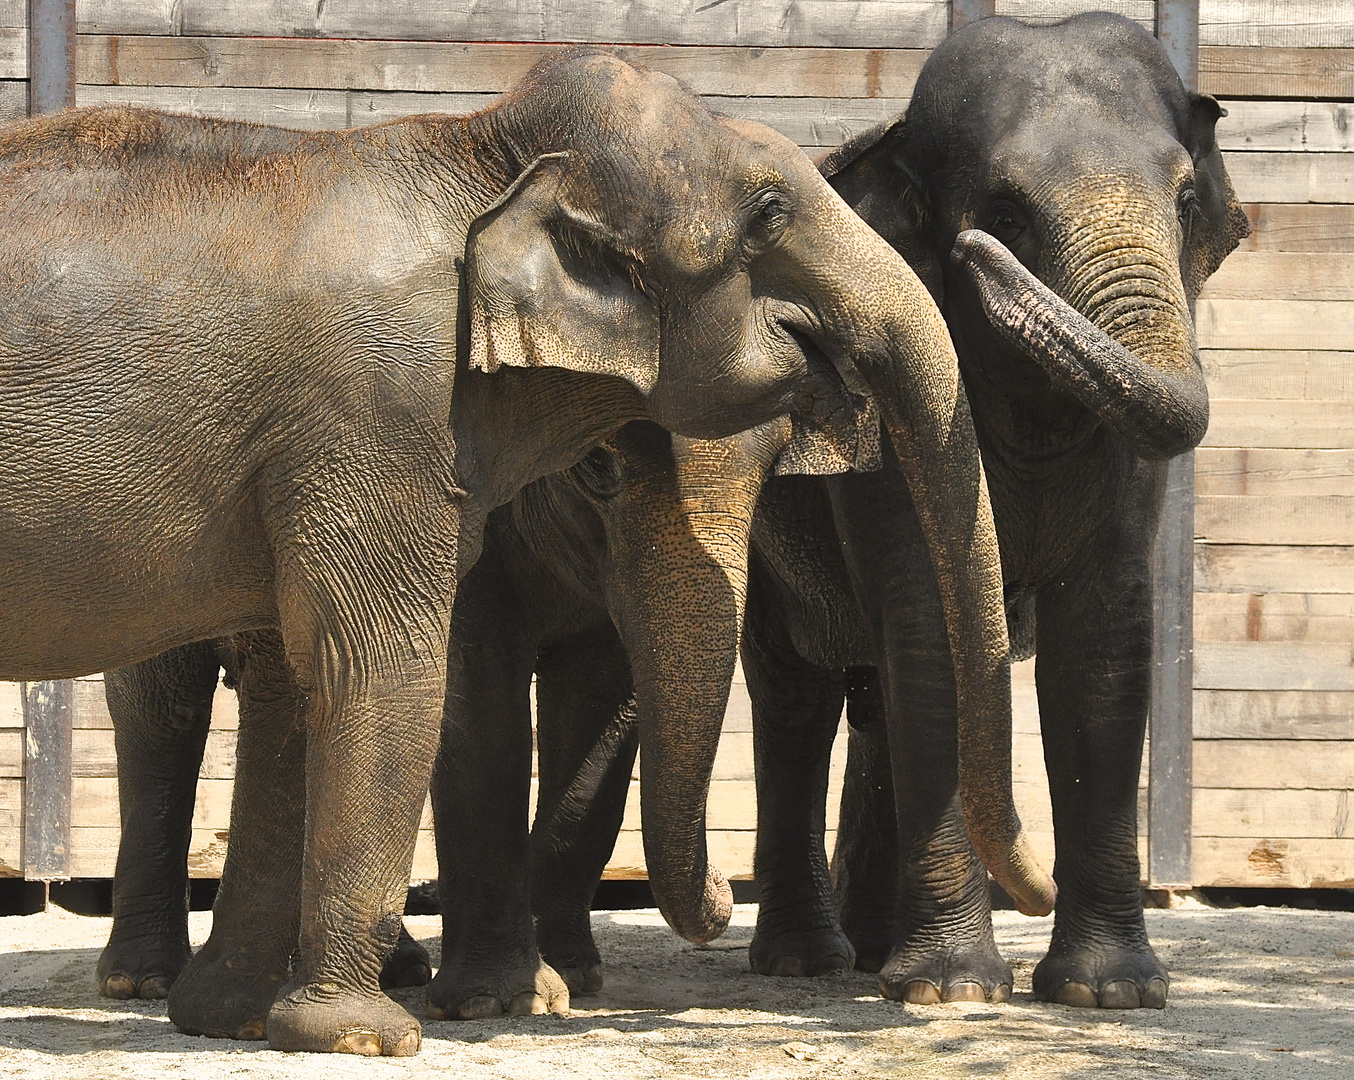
[1,1,1352,888]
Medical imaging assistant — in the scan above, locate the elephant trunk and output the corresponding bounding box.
[952,229,1208,459]
[818,216,1056,917]
[604,422,784,942]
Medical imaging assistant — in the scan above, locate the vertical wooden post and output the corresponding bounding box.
[28,0,76,116]
[950,0,995,33]
[1147,0,1198,891]
[22,681,73,882]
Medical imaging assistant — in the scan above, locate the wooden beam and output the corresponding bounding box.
[21,681,72,881]
[27,0,73,114]
[1149,0,1198,893]
[950,0,994,33]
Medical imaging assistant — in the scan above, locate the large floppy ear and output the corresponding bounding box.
[1183,93,1251,299]
[465,152,661,393]
[817,117,944,304]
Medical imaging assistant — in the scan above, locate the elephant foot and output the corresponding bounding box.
[749,924,856,977]
[1033,940,1168,1009]
[878,938,1013,1005]
[380,926,432,990]
[426,955,569,1020]
[167,941,289,1040]
[537,922,604,996]
[97,929,192,1000]
[267,984,421,1055]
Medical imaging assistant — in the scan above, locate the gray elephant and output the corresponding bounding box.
[49,47,1051,1049]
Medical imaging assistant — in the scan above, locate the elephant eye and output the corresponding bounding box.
[1178,186,1202,242]
[746,192,791,252]
[986,200,1026,246]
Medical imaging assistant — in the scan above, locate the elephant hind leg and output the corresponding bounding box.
[99,639,221,1000]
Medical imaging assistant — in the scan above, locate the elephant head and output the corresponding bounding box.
[465,50,1058,934]
[825,13,1249,462]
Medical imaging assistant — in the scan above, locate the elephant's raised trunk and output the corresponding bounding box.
[952,229,1208,460]
[819,213,1056,918]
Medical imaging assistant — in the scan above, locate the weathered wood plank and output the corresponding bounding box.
[70,727,236,779]
[75,83,351,128]
[0,728,20,777]
[23,682,74,880]
[0,79,24,125]
[0,26,23,80]
[1197,449,1354,497]
[0,682,22,728]
[1195,591,1354,642]
[1196,300,1354,353]
[1239,204,1354,253]
[1217,100,1354,153]
[1202,351,1354,400]
[1195,642,1354,691]
[1195,738,1354,787]
[1197,495,1354,545]
[1223,151,1354,204]
[75,1,951,48]
[1193,836,1354,888]
[1202,47,1354,99]
[76,36,930,99]
[0,823,20,876]
[1195,689,1354,739]
[0,778,21,832]
[1200,253,1354,301]
[605,829,761,881]
[1199,2,1354,49]
[993,1,1154,29]
[1196,544,1354,595]
[1203,400,1354,450]
[1195,788,1353,839]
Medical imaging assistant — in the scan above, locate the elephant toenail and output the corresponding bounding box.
[990,984,1012,1004]
[457,995,505,1020]
[1141,979,1169,1009]
[333,1030,382,1056]
[233,1020,266,1040]
[389,1029,421,1056]
[508,993,547,1016]
[1099,981,1141,1009]
[139,975,174,1000]
[943,982,987,1003]
[1054,982,1099,1008]
[101,974,136,1000]
[768,956,807,977]
[900,980,942,1005]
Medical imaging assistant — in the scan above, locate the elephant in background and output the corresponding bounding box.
[76,44,1058,1043]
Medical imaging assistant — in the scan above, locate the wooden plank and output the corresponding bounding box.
[1195,689,1354,739]
[1203,400,1354,450]
[1239,204,1354,253]
[1201,46,1354,100]
[70,727,236,778]
[75,1,951,49]
[0,778,21,832]
[993,1,1154,30]
[1195,591,1354,642]
[1195,642,1354,691]
[1200,253,1354,301]
[0,1,25,29]
[1197,495,1354,545]
[1193,836,1354,888]
[0,682,22,727]
[1216,101,1354,154]
[1194,788,1352,839]
[1199,2,1354,49]
[75,83,350,129]
[1196,544,1354,594]
[1201,351,1354,400]
[605,829,760,881]
[1223,151,1354,204]
[1196,299,1354,353]
[0,823,20,876]
[75,37,930,99]
[0,79,24,125]
[23,682,74,880]
[1197,449,1354,497]
[1194,739,1354,788]
[0,728,20,777]
[0,26,23,80]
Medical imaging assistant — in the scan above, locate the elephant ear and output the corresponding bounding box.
[465,152,661,393]
[1183,94,1251,299]
[817,116,944,304]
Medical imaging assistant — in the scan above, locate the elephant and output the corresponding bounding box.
[20,46,1053,1052]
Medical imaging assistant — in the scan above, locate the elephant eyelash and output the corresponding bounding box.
[1177,187,1202,241]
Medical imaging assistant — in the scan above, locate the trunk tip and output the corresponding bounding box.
[655,866,733,945]
[998,832,1057,917]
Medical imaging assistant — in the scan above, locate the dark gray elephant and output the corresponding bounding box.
[58,46,1053,1048]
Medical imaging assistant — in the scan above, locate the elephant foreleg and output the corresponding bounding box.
[744,554,854,978]
[98,640,220,1000]
[531,620,638,995]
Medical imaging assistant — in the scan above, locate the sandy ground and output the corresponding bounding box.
[0,904,1351,1078]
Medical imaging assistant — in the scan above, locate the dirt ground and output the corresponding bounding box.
[0,903,1351,1079]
